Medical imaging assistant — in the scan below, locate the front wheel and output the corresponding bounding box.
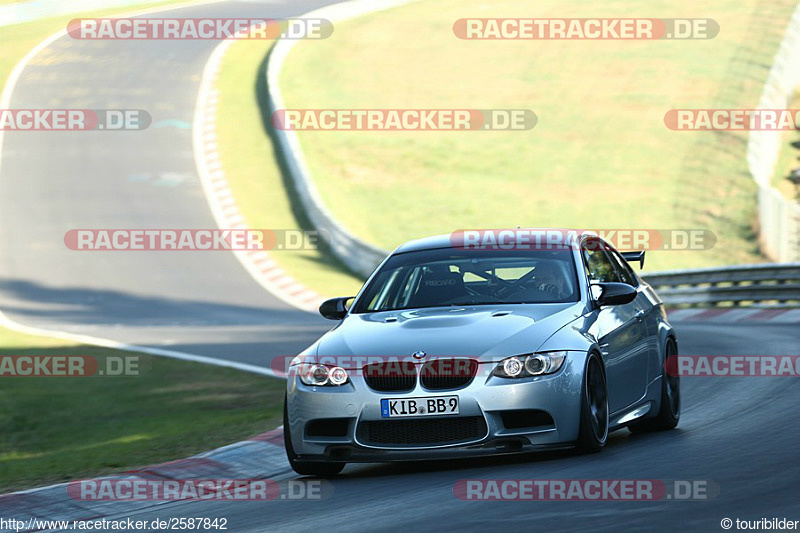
[284,396,345,477]
[629,339,680,433]
[575,352,609,453]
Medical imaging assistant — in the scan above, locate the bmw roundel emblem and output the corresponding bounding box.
[412,350,427,359]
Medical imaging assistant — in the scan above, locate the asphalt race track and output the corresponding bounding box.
[0,1,798,532]
[0,0,339,367]
[72,322,799,532]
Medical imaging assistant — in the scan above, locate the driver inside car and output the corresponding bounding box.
[532,261,567,299]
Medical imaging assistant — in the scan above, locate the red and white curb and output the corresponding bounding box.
[0,428,289,533]
[193,35,326,314]
[668,307,800,323]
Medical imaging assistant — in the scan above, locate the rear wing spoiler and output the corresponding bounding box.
[621,251,645,269]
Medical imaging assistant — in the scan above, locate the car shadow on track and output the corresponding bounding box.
[311,429,678,480]
[0,277,321,327]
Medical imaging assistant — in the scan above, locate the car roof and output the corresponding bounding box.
[393,233,459,253]
[393,229,608,254]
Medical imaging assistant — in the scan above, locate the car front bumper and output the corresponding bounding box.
[286,354,587,462]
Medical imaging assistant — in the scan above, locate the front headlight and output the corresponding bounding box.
[493,351,567,378]
[298,364,349,386]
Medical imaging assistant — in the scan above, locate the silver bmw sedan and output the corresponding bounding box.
[284,231,679,476]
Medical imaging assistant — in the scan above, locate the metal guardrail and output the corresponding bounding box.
[264,0,800,292]
[643,263,800,307]
[265,0,411,279]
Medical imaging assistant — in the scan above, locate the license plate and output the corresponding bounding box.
[380,396,459,418]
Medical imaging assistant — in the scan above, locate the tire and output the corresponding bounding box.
[283,395,345,477]
[629,338,680,433]
[575,352,609,453]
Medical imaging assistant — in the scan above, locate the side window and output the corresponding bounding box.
[607,250,638,287]
[582,240,621,283]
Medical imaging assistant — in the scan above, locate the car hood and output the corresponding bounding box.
[315,303,585,363]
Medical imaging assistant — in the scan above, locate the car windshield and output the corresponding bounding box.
[351,248,580,313]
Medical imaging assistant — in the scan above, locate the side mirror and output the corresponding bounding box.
[594,282,637,306]
[319,297,353,320]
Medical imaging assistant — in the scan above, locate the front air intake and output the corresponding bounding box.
[362,361,416,392]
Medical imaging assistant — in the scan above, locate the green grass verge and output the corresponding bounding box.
[214,40,364,297]
[772,90,800,201]
[0,327,284,493]
[272,0,796,271]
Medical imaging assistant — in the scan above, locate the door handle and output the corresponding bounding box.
[635,310,645,321]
